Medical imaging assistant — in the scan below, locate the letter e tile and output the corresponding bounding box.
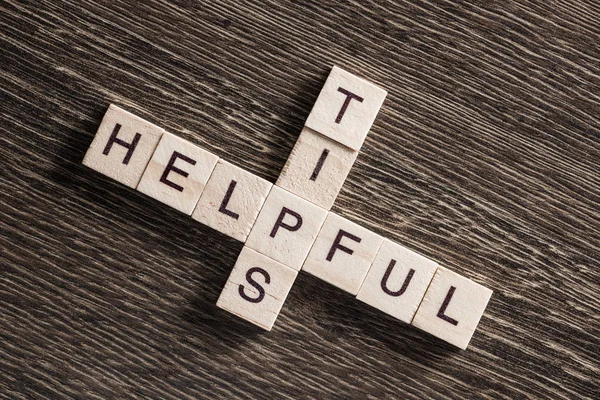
[137,132,218,214]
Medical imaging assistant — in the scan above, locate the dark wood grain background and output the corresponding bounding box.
[2,1,599,398]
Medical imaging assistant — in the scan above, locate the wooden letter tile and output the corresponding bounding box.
[276,127,358,210]
[245,186,327,270]
[82,104,164,188]
[137,132,219,214]
[356,239,438,324]
[302,212,383,295]
[304,66,387,151]
[217,246,298,331]
[411,266,493,350]
[192,160,273,242]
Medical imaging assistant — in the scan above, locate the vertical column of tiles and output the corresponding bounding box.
[192,160,273,242]
[245,186,328,271]
[302,212,383,295]
[411,266,493,349]
[356,239,438,324]
[82,104,164,188]
[276,127,358,210]
[217,246,298,331]
[304,66,387,151]
[137,132,219,215]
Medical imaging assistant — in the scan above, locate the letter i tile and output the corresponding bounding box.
[217,246,298,331]
[411,266,493,350]
[276,126,358,210]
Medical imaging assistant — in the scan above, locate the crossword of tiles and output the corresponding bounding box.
[82,66,493,350]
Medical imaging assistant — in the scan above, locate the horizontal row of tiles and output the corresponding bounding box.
[219,245,492,350]
[83,103,492,350]
[84,105,351,237]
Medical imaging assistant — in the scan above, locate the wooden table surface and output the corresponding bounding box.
[2,1,599,398]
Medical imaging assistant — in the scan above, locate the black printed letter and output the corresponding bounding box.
[159,151,197,192]
[102,123,141,165]
[437,286,459,326]
[270,207,303,238]
[238,267,270,303]
[380,260,415,296]
[335,88,364,123]
[326,229,362,262]
[218,180,240,219]
[310,149,330,181]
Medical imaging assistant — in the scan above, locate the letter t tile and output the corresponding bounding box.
[304,66,387,151]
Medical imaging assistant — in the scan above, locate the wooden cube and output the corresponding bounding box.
[411,266,493,350]
[276,127,358,210]
[245,186,328,270]
[137,132,219,214]
[302,212,383,295]
[304,66,387,151]
[192,160,273,242]
[356,239,438,323]
[82,104,164,188]
[217,246,298,331]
